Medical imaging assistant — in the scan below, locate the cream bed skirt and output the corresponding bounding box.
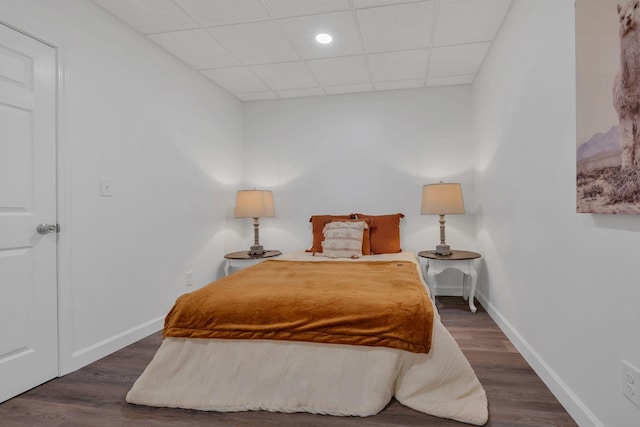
[126,252,488,425]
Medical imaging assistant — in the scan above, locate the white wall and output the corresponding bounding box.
[242,87,477,275]
[474,1,640,426]
[0,0,244,374]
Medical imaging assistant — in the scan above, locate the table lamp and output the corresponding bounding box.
[421,182,465,256]
[234,189,275,256]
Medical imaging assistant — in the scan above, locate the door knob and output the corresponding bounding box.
[36,223,58,234]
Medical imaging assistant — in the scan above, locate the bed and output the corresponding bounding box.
[126,215,488,425]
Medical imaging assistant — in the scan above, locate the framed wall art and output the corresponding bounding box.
[576,0,640,214]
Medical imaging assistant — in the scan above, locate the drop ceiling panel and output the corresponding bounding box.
[352,0,422,7]
[93,0,197,34]
[249,62,318,90]
[307,56,370,87]
[434,0,512,46]
[207,21,299,65]
[277,87,325,98]
[236,91,279,101]
[263,0,351,18]
[357,2,435,53]
[324,83,374,95]
[375,79,425,91]
[278,11,363,59]
[149,29,239,69]
[429,43,490,77]
[173,0,270,26]
[368,49,429,82]
[201,67,270,93]
[428,75,474,86]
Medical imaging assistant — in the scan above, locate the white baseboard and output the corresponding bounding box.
[66,316,164,375]
[475,291,604,427]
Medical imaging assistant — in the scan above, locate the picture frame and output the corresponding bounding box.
[576,0,640,214]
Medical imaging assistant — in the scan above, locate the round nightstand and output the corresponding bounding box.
[223,250,282,276]
[418,250,481,313]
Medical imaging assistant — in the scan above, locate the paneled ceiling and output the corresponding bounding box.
[92,0,513,101]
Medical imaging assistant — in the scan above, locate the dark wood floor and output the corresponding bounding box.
[0,297,577,426]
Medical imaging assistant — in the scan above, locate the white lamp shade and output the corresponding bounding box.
[234,190,275,218]
[421,183,465,215]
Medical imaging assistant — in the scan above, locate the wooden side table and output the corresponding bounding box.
[224,250,282,276]
[418,250,481,313]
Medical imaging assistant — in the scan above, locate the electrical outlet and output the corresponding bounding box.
[622,360,640,408]
[185,271,193,287]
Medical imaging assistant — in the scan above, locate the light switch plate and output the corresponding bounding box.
[100,177,113,197]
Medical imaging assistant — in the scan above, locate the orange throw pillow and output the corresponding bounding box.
[306,215,353,253]
[353,213,404,254]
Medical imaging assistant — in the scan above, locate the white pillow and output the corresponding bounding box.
[321,221,368,258]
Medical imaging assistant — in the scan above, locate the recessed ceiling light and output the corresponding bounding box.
[315,33,332,44]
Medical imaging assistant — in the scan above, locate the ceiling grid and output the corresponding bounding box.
[92,0,513,100]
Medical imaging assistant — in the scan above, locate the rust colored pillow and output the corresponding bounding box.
[306,215,353,254]
[353,213,405,254]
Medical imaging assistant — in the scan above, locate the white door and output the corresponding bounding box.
[0,23,57,403]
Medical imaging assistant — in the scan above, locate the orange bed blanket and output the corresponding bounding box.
[164,260,434,353]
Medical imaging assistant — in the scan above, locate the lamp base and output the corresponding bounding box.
[435,243,451,256]
[249,244,265,256]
